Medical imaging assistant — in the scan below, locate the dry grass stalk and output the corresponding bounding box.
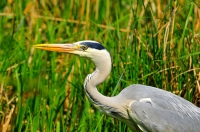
[2,105,15,132]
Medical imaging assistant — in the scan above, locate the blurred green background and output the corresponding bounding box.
[0,0,200,131]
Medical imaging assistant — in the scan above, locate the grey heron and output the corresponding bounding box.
[34,40,200,132]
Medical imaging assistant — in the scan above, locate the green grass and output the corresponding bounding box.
[0,0,200,131]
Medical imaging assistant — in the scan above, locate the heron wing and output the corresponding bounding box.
[119,84,200,132]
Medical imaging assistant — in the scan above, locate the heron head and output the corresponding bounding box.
[34,40,108,60]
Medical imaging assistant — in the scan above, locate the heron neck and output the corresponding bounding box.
[84,50,113,107]
[83,51,129,120]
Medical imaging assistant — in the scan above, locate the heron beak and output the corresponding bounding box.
[34,43,78,53]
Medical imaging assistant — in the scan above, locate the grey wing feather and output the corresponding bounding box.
[118,84,200,132]
[128,99,200,132]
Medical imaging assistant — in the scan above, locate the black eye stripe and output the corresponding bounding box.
[80,42,105,50]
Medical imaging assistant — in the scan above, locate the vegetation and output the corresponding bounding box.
[0,0,199,131]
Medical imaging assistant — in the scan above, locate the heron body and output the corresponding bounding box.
[34,40,200,132]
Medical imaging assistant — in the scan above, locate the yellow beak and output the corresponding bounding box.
[34,44,78,53]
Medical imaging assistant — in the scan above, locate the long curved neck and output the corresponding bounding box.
[83,50,113,107]
[83,50,129,120]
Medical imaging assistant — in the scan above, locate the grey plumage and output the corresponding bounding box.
[119,85,200,131]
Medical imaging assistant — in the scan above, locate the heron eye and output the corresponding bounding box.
[81,45,88,51]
